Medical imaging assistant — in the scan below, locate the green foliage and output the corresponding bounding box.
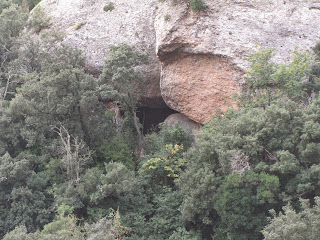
[214,171,279,240]
[94,136,134,170]
[0,152,52,236]
[209,98,320,201]
[143,131,163,155]
[0,2,28,108]
[24,0,42,10]
[158,0,206,11]
[179,125,221,236]
[169,227,200,240]
[100,43,148,110]
[262,197,320,240]
[28,6,50,33]
[2,37,115,154]
[160,123,193,150]
[144,123,193,156]
[103,3,115,12]
[179,93,320,237]
[0,0,40,13]
[238,47,315,108]
[146,188,186,239]
[75,22,85,30]
[85,217,115,240]
[164,13,170,21]
[9,0,42,10]
[190,0,206,11]
[3,0,320,237]
[40,204,84,239]
[3,225,37,240]
[90,162,136,205]
[140,144,185,186]
[100,43,149,164]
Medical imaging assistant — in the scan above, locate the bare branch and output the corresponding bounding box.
[51,125,91,184]
[230,153,251,174]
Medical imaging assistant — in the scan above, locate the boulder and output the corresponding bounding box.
[155,0,320,122]
[165,113,201,133]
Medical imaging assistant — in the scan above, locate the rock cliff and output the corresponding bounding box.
[38,0,320,123]
[155,0,320,122]
[38,0,163,107]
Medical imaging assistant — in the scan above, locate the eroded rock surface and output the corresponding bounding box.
[161,54,242,123]
[38,0,320,122]
[38,0,164,107]
[165,113,201,133]
[155,0,320,122]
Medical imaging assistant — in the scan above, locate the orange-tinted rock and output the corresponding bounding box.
[155,0,320,123]
[161,54,243,123]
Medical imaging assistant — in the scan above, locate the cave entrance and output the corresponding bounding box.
[136,106,177,134]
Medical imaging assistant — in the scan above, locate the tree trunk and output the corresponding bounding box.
[131,108,143,168]
[78,106,91,146]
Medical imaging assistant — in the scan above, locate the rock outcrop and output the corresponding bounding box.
[38,0,164,107]
[38,0,320,123]
[155,0,320,123]
[165,113,201,133]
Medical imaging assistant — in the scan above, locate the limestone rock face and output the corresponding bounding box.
[39,0,320,122]
[38,0,164,107]
[165,113,201,133]
[155,0,320,123]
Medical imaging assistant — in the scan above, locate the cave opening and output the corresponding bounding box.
[136,106,177,134]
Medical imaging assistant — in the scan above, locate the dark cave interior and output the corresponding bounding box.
[136,106,177,134]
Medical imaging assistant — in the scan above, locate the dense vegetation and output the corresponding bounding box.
[1,1,320,239]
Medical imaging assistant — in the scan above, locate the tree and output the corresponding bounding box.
[0,36,115,156]
[0,152,52,236]
[38,204,84,240]
[86,208,127,240]
[99,43,148,164]
[0,2,28,107]
[140,144,185,187]
[238,47,314,108]
[178,94,320,237]
[52,125,91,185]
[262,197,320,240]
[214,171,279,240]
[90,162,136,205]
[179,135,220,238]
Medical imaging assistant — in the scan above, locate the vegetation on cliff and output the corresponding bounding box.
[1,1,320,239]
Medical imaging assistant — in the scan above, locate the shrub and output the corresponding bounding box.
[75,22,85,30]
[164,13,170,21]
[94,136,134,170]
[28,6,50,33]
[262,197,320,240]
[159,123,193,150]
[190,0,206,11]
[103,3,114,12]
[140,144,185,186]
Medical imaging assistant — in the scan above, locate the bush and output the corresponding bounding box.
[262,197,320,240]
[94,136,134,170]
[28,6,50,33]
[103,3,114,12]
[164,14,170,21]
[160,123,193,150]
[75,22,85,30]
[140,144,185,186]
[190,0,206,11]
